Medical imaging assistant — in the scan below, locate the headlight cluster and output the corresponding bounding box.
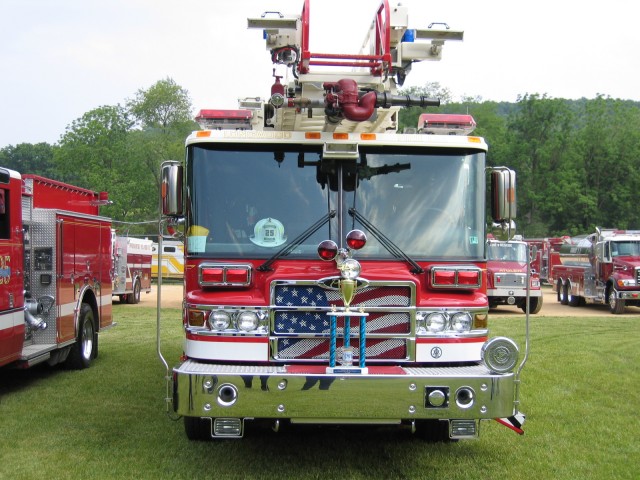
[617,279,637,287]
[188,308,268,333]
[416,311,473,334]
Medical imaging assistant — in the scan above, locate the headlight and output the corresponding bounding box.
[236,311,259,332]
[481,337,519,373]
[426,312,447,333]
[451,312,472,332]
[209,311,231,331]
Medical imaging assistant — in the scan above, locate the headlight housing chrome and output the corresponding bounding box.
[451,312,472,332]
[209,311,231,331]
[416,310,482,335]
[425,312,447,333]
[236,311,259,332]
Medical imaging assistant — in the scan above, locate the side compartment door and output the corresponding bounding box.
[0,173,25,366]
[57,214,76,343]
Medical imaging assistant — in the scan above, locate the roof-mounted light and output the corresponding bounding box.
[195,109,253,130]
[418,113,476,135]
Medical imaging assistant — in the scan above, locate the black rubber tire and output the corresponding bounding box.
[65,303,96,369]
[608,288,626,314]
[567,282,581,307]
[556,280,565,304]
[522,295,543,314]
[127,280,141,304]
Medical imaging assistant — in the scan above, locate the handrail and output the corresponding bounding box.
[298,0,391,76]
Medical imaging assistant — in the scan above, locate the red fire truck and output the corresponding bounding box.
[525,236,567,284]
[551,228,640,314]
[111,233,152,304]
[487,236,542,314]
[157,0,526,440]
[0,168,113,369]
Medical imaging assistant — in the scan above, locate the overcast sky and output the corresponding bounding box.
[1,0,638,147]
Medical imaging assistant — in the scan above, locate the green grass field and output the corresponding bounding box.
[1,306,638,480]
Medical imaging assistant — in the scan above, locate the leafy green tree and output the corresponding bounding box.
[54,104,154,227]
[0,142,56,177]
[126,78,197,190]
[505,94,577,236]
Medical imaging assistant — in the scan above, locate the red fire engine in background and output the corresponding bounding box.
[487,236,542,314]
[111,232,152,304]
[551,228,640,314]
[157,0,527,441]
[0,167,113,369]
[525,236,567,285]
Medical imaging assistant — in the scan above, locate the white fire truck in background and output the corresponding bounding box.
[151,240,184,279]
[487,236,543,314]
[111,233,152,304]
[0,168,113,369]
[551,228,640,313]
[157,0,527,441]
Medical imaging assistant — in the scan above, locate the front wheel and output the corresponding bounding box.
[608,288,626,314]
[65,303,96,369]
[521,295,543,314]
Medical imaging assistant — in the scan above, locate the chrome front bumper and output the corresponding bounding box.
[173,361,516,423]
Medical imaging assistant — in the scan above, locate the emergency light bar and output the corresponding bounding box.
[418,113,476,135]
[195,109,253,130]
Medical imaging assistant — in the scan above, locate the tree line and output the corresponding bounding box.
[1,79,639,238]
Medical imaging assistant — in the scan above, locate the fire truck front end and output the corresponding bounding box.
[160,129,523,440]
[487,238,543,314]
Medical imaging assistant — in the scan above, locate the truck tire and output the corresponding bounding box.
[127,280,141,304]
[567,282,581,307]
[558,280,568,305]
[65,303,96,369]
[184,416,212,441]
[608,288,626,314]
[522,296,543,314]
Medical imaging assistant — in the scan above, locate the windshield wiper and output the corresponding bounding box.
[257,211,337,272]
[349,208,424,274]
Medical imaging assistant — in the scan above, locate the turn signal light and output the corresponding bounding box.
[431,266,482,289]
[199,264,252,287]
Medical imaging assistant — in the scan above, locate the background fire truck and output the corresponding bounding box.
[157,0,526,441]
[0,168,113,369]
[111,233,152,304]
[551,228,640,314]
[487,236,542,314]
[525,236,567,284]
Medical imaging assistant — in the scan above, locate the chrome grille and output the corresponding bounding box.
[495,273,525,287]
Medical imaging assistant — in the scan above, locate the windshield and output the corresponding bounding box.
[611,241,640,257]
[487,242,528,262]
[186,143,485,260]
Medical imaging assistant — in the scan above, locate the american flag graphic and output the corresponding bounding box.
[272,283,412,361]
